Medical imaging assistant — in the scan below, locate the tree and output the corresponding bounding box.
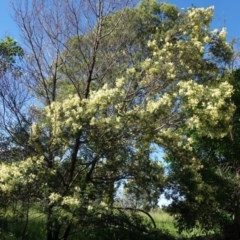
[0,36,35,238]
[0,36,30,158]
[165,67,240,238]
[0,1,235,239]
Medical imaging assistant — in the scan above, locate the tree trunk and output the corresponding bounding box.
[63,224,72,240]
[232,200,240,240]
[46,205,60,240]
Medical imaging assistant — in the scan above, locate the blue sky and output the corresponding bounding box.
[0,1,19,39]
[0,0,239,42]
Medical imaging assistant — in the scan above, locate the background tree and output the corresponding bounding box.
[0,36,31,162]
[0,36,35,239]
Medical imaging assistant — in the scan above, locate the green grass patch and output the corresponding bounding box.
[0,206,45,240]
[149,209,215,239]
[150,209,177,235]
[0,207,220,240]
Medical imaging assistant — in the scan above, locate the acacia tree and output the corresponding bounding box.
[0,0,235,239]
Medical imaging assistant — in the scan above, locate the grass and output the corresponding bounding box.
[150,209,178,235]
[149,209,215,240]
[0,207,218,240]
[0,206,46,240]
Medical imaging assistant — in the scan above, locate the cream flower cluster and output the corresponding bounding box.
[177,80,234,138]
[0,156,45,193]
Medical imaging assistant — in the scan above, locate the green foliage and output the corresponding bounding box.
[165,69,240,239]
[1,0,236,239]
[0,36,23,72]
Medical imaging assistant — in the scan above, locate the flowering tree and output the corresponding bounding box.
[165,68,240,239]
[0,0,235,239]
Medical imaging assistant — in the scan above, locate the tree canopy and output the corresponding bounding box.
[0,0,237,239]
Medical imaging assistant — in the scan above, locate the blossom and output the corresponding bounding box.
[49,193,62,204]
